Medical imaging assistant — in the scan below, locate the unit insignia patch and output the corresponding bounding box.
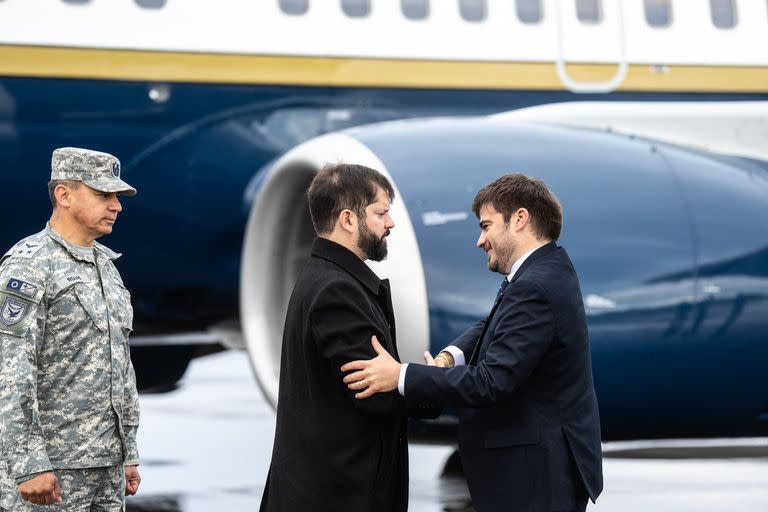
[1,296,28,327]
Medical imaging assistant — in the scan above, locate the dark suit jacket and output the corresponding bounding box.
[405,242,603,512]
[261,237,427,512]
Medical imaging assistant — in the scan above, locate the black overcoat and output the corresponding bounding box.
[405,242,604,512]
[260,237,413,512]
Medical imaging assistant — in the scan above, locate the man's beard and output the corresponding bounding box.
[358,223,389,262]
[487,236,515,275]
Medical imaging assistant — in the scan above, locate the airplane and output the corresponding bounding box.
[0,0,767,441]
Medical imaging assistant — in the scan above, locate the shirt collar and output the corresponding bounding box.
[506,243,546,282]
[45,222,121,263]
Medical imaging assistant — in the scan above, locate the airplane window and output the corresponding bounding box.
[341,0,370,18]
[575,0,602,24]
[709,0,737,28]
[279,0,309,16]
[644,0,672,27]
[459,0,487,22]
[516,0,543,24]
[402,0,429,20]
[135,0,166,8]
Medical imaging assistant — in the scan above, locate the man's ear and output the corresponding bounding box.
[511,207,530,232]
[338,209,357,235]
[54,184,72,209]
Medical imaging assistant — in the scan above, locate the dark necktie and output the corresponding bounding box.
[469,277,512,365]
[495,278,510,304]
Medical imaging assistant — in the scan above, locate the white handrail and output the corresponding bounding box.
[554,0,628,93]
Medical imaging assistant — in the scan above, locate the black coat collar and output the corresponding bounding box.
[311,237,382,295]
[510,241,559,284]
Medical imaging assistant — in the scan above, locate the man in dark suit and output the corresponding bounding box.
[260,163,430,512]
[342,173,603,512]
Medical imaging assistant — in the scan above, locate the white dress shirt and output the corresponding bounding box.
[397,244,545,395]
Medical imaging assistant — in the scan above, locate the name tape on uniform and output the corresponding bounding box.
[55,274,86,290]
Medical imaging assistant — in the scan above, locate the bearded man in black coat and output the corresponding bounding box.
[260,163,435,512]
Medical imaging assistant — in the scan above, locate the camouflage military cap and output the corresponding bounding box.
[51,147,137,196]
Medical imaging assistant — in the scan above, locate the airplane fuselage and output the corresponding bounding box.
[1,0,767,440]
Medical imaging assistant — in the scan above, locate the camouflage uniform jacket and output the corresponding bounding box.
[0,224,140,487]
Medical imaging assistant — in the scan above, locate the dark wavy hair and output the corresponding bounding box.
[472,173,562,240]
[307,163,395,235]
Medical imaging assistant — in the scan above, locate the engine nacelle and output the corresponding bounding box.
[240,133,429,408]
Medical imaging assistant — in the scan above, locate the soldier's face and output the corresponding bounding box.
[69,184,123,239]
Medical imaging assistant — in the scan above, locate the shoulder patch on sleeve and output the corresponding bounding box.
[1,276,44,303]
[0,294,31,331]
[5,277,38,298]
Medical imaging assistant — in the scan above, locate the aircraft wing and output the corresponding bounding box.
[493,101,768,162]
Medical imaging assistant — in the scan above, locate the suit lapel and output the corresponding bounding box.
[468,301,502,365]
[378,279,400,361]
[468,242,559,365]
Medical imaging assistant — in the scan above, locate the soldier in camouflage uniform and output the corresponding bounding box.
[0,147,141,511]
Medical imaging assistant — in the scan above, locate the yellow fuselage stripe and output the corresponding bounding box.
[1,44,767,92]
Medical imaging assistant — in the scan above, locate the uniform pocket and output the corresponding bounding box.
[113,284,133,333]
[74,284,108,332]
[48,280,107,335]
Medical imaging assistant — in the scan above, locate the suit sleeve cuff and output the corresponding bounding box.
[444,345,466,366]
[397,363,408,396]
